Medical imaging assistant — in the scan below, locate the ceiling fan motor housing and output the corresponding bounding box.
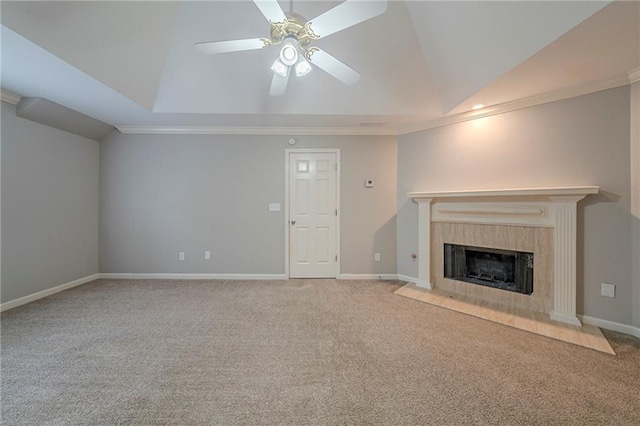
[270,12,314,48]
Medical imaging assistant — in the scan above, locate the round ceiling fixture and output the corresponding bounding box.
[280,41,299,66]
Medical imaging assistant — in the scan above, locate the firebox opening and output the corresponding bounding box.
[444,244,534,295]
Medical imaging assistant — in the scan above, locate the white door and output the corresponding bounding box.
[288,151,338,278]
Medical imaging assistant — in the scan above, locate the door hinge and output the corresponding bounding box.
[335,163,338,170]
[335,255,338,261]
[335,209,338,216]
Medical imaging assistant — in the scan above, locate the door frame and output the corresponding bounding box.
[284,149,341,279]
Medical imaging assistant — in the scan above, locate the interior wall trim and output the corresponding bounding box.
[338,274,398,280]
[114,74,634,137]
[0,273,99,312]
[0,273,398,312]
[1,89,22,105]
[630,79,640,328]
[580,315,640,339]
[98,273,287,280]
[3,273,638,338]
[397,274,419,285]
[115,125,397,136]
[396,74,633,135]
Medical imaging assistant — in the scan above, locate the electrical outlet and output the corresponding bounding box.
[179,252,185,261]
[205,251,211,260]
[374,253,381,262]
[600,283,615,298]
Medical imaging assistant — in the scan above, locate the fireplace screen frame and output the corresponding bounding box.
[444,243,534,295]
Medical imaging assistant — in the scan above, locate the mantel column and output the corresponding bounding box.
[415,198,433,289]
[549,196,587,326]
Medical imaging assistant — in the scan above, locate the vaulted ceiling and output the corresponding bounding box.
[1,1,638,134]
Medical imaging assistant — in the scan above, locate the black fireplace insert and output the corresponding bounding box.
[444,243,534,295]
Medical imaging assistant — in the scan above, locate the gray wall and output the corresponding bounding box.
[99,133,397,276]
[397,86,633,325]
[1,102,99,304]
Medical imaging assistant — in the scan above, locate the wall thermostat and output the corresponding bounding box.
[365,180,375,188]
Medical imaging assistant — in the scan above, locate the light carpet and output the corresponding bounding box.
[1,279,639,425]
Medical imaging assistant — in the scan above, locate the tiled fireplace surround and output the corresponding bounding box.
[408,187,599,327]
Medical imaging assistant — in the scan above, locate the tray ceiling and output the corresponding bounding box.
[1,1,637,133]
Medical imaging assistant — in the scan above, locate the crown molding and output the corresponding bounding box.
[397,73,633,135]
[105,72,640,137]
[1,89,22,105]
[116,125,397,136]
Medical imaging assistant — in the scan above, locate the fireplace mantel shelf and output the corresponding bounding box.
[408,186,599,201]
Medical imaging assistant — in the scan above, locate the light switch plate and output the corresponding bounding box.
[269,203,281,212]
[600,283,615,298]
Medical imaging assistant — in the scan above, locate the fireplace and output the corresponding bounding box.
[408,187,598,326]
[444,243,534,295]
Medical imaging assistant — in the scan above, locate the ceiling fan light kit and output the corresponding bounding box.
[194,0,388,96]
[271,58,289,78]
[295,58,312,77]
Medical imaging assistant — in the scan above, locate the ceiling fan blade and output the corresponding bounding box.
[269,68,290,96]
[194,38,269,55]
[306,48,360,86]
[253,0,287,24]
[307,0,387,39]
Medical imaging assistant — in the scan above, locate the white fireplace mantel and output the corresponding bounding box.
[408,186,599,201]
[408,186,599,326]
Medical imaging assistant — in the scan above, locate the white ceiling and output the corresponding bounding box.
[1,1,637,133]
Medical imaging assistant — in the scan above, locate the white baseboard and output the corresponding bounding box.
[397,274,435,289]
[580,315,640,338]
[338,274,398,280]
[98,273,287,280]
[550,311,583,327]
[0,273,100,312]
[1,273,395,312]
[397,274,419,284]
[6,274,638,340]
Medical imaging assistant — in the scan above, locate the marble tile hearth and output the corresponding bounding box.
[395,282,614,354]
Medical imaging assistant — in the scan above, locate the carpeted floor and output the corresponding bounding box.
[1,279,639,425]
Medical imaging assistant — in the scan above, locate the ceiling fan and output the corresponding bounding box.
[194,0,388,96]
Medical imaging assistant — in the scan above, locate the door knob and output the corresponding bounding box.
[290,220,296,225]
